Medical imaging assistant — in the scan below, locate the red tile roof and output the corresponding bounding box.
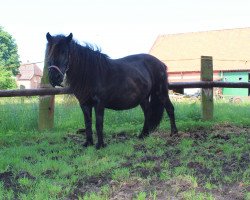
[17,63,43,80]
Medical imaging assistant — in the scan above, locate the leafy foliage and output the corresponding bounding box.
[0,66,16,89]
[0,26,20,75]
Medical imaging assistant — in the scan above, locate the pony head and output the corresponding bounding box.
[45,32,73,87]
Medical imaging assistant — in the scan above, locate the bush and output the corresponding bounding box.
[0,66,17,89]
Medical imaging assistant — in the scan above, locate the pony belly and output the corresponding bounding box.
[104,86,149,110]
[105,101,140,110]
[105,97,141,110]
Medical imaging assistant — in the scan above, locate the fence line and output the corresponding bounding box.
[169,81,250,89]
[1,56,250,130]
[0,81,249,97]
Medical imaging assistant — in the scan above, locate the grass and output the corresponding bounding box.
[0,96,250,199]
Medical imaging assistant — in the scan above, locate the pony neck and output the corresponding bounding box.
[66,41,110,102]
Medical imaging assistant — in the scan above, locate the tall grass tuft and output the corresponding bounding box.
[1,96,250,134]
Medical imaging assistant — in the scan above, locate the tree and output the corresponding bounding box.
[0,66,16,89]
[0,26,20,75]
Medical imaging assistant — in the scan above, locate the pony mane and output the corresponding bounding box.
[84,43,105,55]
[66,39,111,102]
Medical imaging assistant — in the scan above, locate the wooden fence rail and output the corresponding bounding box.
[0,87,71,97]
[0,81,249,97]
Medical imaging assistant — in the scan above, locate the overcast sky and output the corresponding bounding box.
[1,0,250,65]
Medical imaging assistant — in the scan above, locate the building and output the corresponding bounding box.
[16,62,43,89]
[149,27,250,96]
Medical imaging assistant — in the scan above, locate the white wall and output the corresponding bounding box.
[17,80,31,89]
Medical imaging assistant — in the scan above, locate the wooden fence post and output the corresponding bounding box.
[201,56,213,120]
[38,61,55,130]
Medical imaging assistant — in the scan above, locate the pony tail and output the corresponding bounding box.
[148,93,164,132]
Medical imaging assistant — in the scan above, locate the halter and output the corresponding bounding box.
[48,54,70,76]
[48,65,69,76]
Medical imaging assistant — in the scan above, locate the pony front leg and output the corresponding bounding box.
[94,104,106,149]
[80,104,94,147]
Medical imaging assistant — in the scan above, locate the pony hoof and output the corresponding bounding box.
[95,143,106,150]
[138,135,144,139]
[138,133,149,140]
[170,130,178,137]
[138,134,147,139]
[83,141,93,147]
[77,129,86,134]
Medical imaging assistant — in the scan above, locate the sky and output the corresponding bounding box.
[0,0,250,68]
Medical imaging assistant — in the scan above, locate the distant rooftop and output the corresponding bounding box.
[149,27,250,72]
[17,62,43,80]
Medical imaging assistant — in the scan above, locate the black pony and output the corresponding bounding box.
[45,33,178,149]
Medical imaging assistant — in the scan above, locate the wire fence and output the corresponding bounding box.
[1,56,249,130]
[0,95,81,131]
[1,94,249,133]
[0,95,147,133]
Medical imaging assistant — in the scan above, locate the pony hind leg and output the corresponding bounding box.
[80,104,94,147]
[138,99,151,139]
[159,93,178,137]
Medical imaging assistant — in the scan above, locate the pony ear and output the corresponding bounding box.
[46,32,53,42]
[66,33,73,42]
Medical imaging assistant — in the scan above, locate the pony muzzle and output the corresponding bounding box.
[48,65,66,87]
